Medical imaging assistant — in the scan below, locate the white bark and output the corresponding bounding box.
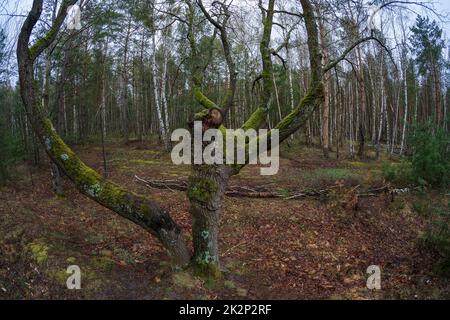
[151,32,168,149]
[400,64,408,155]
[161,53,170,135]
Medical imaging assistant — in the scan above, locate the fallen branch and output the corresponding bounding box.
[135,175,412,200]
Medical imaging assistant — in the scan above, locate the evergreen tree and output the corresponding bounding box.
[410,16,446,125]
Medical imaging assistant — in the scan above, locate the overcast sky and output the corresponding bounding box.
[1,0,449,81]
[427,0,450,35]
[2,0,449,44]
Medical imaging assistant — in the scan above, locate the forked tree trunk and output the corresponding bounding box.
[19,0,380,280]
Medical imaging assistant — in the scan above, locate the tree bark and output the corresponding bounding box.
[119,19,132,144]
[151,30,169,149]
[317,3,330,158]
[17,0,190,266]
[42,0,63,196]
[188,164,231,277]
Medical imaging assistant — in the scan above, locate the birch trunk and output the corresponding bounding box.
[151,32,169,149]
[400,64,408,155]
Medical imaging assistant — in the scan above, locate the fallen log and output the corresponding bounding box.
[134,175,412,200]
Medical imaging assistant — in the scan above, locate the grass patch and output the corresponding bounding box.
[303,168,360,185]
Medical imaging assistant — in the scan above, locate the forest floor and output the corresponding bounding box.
[0,141,449,300]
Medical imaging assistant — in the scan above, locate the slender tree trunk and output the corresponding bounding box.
[120,19,132,144]
[287,47,295,141]
[151,31,169,149]
[73,95,78,141]
[391,86,400,156]
[385,98,390,153]
[161,53,170,147]
[376,73,385,159]
[101,42,108,178]
[400,64,408,155]
[433,65,442,126]
[273,74,282,122]
[356,47,366,159]
[349,82,355,158]
[319,14,330,158]
[370,66,377,144]
[41,1,63,196]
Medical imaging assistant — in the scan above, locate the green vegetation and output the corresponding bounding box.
[383,121,450,188]
[382,161,415,186]
[304,168,360,184]
[3,0,450,300]
[422,200,450,275]
[29,242,49,264]
[408,121,450,187]
[0,30,26,180]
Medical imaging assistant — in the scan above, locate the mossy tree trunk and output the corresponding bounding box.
[185,1,237,276]
[17,0,190,266]
[188,164,231,277]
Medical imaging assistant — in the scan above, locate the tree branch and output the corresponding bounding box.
[196,0,237,116]
[28,0,77,61]
[17,0,190,266]
[323,35,391,74]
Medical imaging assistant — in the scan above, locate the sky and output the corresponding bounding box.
[436,0,450,35]
[1,0,450,82]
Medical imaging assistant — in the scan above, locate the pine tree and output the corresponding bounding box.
[410,16,446,125]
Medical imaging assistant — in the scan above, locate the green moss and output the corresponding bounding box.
[53,266,97,286]
[91,256,115,272]
[29,27,58,58]
[97,182,131,213]
[275,109,299,130]
[42,118,102,190]
[66,257,77,264]
[274,85,323,131]
[193,109,209,121]
[54,269,69,285]
[242,107,266,131]
[192,252,221,279]
[194,87,217,109]
[29,242,49,264]
[224,280,236,289]
[187,176,219,203]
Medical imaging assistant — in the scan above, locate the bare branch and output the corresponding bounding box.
[323,36,392,74]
